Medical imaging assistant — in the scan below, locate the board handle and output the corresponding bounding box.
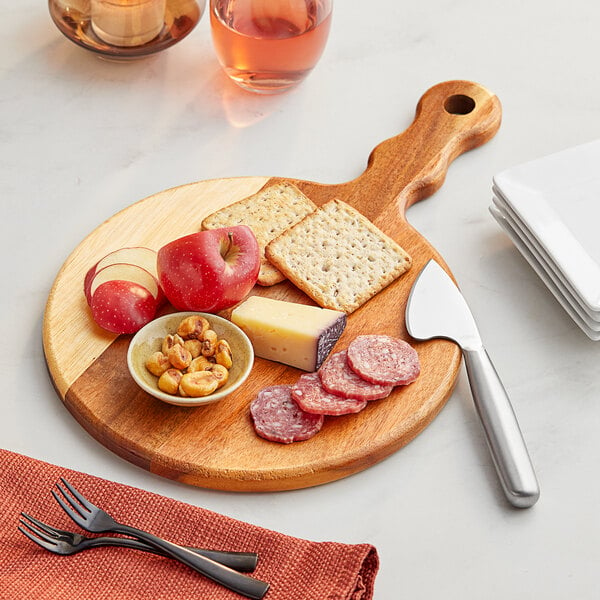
[340,80,502,220]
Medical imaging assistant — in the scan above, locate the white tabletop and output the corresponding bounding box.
[3,1,600,598]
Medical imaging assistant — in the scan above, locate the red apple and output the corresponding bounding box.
[90,280,158,334]
[157,225,260,312]
[84,247,161,305]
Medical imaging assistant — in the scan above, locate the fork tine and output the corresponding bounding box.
[59,478,94,511]
[51,487,88,528]
[18,517,54,542]
[18,523,58,551]
[20,513,61,540]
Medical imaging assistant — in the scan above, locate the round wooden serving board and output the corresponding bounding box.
[43,81,502,492]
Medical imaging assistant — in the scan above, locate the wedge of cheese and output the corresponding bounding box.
[231,296,347,371]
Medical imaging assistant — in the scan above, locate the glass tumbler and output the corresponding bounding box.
[48,0,204,59]
[90,0,167,47]
[210,0,333,94]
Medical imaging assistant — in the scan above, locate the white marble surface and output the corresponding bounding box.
[2,1,600,598]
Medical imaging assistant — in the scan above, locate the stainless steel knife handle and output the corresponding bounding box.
[462,347,540,508]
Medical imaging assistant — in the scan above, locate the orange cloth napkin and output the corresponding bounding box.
[0,449,378,599]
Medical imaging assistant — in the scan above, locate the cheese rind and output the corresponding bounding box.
[231,296,346,371]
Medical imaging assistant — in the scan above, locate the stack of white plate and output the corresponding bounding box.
[490,139,600,340]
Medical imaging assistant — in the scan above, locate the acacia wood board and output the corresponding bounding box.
[43,80,502,492]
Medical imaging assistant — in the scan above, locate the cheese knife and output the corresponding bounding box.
[405,259,540,508]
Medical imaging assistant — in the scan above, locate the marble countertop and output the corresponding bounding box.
[2,1,599,598]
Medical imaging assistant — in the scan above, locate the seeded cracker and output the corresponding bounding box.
[201,182,317,286]
[265,199,412,314]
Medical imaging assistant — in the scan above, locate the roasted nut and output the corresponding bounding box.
[177,316,210,340]
[183,339,202,359]
[144,315,237,399]
[180,371,219,397]
[145,351,170,377]
[162,334,185,355]
[158,369,183,395]
[215,340,233,369]
[188,356,214,372]
[201,329,218,357]
[209,363,229,389]
[167,344,192,370]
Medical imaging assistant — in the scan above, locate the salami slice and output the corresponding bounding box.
[250,385,324,444]
[347,335,420,386]
[318,351,393,401]
[292,372,368,416]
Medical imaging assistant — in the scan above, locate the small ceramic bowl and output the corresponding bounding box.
[127,311,254,407]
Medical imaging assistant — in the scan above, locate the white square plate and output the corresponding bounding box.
[493,139,600,311]
[490,202,600,340]
[491,192,600,322]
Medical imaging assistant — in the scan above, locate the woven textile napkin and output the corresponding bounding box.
[0,449,378,600]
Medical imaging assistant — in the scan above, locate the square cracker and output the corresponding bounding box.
[265,199,412,314]
[201,182,316,286]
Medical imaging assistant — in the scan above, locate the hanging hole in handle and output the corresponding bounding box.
[444,94,476,115]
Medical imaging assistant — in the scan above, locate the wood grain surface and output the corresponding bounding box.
[43,80,502,491]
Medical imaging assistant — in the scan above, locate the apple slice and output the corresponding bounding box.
[88,263,160,334]
[90,280,158,334]
[90,263,159,300]
[84,247,159,304]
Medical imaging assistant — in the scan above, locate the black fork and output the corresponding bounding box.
[52,478,269,600]
[18,512,258,572]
